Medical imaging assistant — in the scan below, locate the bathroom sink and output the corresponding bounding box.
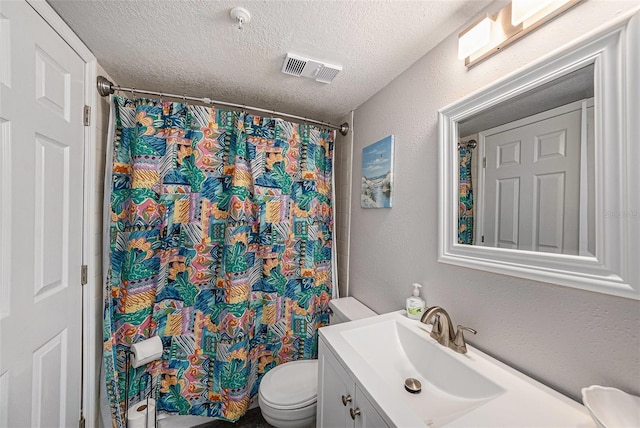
[320,311,594,427]
[341,318,503,426]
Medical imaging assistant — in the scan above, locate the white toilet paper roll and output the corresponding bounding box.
[127,398,156,428]
[130,336,163,368]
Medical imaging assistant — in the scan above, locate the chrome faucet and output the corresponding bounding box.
[420,306,477,354]
[421,306,455,347]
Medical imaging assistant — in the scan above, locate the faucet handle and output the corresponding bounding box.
[431,313,442,335]
[452,325,477,354]
[428,313,446,343]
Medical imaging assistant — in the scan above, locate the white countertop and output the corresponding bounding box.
[319,310,595,428]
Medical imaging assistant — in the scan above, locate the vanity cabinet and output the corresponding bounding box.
[317,337,389,428]
[350,385,388,428]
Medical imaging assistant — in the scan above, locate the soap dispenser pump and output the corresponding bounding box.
[406,283,426,320]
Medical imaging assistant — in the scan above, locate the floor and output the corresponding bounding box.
[192,408,274,428]
[157,408,274,428]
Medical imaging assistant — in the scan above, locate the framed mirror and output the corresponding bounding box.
[438,11,639,300]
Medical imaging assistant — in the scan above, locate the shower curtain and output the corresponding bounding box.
[458,147,474,244]
[103,96,335,427]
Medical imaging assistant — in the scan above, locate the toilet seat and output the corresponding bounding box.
[259,360,318,410]
[259,360,318,427]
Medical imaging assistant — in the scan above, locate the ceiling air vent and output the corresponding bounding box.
[281,53,342,84]
[315,65,341,84]
[283,55,307,77]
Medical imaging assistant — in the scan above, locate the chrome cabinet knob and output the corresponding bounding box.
[341,394,352,406]
[350,407,361,420]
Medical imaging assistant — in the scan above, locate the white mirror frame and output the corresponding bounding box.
[438,10,639,300]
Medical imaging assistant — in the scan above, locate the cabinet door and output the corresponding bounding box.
[353,385,388,428]
[317,345,354,427]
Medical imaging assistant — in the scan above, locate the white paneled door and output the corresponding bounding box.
[481,105,583,254]
[0,1,85,427]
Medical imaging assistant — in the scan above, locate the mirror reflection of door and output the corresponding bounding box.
[457,63,595,256]
[478,100,594,255]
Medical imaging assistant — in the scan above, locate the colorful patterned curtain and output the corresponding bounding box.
[458,147,474,244]
[103,96,334,427]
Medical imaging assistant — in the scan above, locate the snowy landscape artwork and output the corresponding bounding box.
[361,135,394,208]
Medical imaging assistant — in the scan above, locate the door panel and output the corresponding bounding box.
[34,134,70,301]
[496,177,519,248]
[0,1,85,427]
[535,172,566,252]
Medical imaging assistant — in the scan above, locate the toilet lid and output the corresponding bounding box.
[259,360,318,410]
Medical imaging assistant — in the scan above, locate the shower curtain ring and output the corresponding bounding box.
[131,88,136,98]
[159,92,164,103]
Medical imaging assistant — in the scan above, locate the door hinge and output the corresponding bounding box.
[483,157,487,168]
[81,265,88,285]
[78,416,85,428]
[83,105,91,126]
[481,235,485,243]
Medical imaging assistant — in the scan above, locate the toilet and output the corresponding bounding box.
[258,297,376,428]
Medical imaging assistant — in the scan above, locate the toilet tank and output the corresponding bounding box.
[329,297,376,324]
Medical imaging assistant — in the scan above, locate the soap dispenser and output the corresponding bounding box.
[406,283,425,320]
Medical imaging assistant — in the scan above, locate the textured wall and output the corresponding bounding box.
[347,1,640,402]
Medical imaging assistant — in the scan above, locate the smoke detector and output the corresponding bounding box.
[229,7,251,30]
[281,53,342,84]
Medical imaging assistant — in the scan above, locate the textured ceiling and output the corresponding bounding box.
[48,0,492,123]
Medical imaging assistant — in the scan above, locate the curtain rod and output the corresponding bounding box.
[96,76,349,136]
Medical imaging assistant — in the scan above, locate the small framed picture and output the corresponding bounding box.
[361,135,394,208]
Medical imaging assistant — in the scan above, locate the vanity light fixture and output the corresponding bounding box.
[511,0,572,25]
[459,0,582,68]
[458,15,494,60]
